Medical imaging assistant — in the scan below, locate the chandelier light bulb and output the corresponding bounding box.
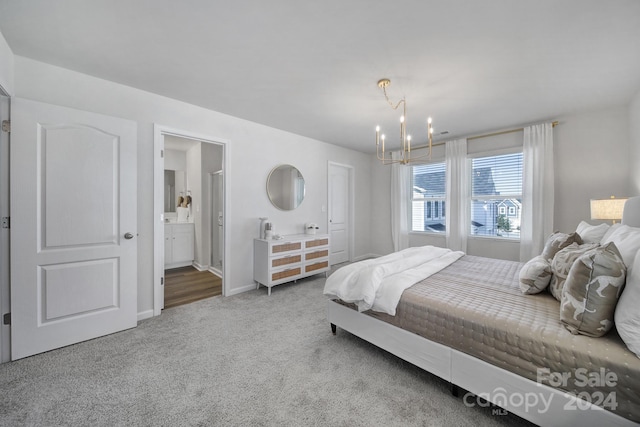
[428,117,432,124]
[407,135,412,142]
[400,116,405,123]
[381,134,386,140]
[376,125,380,132]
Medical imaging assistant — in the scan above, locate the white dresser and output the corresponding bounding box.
[254,234,330,295]
[164,223,195,269]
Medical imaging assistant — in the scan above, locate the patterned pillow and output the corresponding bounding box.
[519,255,552,294]
[560,242,626,337]
[549,243,599,301]
[541,232,583,261]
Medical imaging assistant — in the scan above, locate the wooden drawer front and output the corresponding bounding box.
[272,242,302,254]
[272,267,301,281]
[305,250,328,261]
[305,261,328,273]
[305,238,329,249]
[272,255,301,268]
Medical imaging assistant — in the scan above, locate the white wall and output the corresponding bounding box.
[630,89,640,195]
[13,56,372,315]
[164,149,186,172]
[554,106,630,232]
[370,106,632,261]
[0,31,13,95]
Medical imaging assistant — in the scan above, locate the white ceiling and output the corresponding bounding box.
[1,0,639,153]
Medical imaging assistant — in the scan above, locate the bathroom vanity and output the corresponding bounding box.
[164,222,195,269]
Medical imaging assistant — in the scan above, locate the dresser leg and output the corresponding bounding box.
[331,323,336,335]
[268,286,271,296]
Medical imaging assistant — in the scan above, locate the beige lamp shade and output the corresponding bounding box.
[590,197,628,222]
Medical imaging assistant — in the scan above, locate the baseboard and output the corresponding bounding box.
[137,309,154,322]
[208,267,222,278]
[192,262,208,271]
[352,253,381,262]
[226,283,256,296]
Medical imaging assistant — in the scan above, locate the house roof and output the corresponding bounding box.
[1,1,639,153]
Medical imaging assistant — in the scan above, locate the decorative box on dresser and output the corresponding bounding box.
[254,234,330,295]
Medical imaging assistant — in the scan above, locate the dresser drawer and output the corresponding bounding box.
[271,241,302,255]
[305,238,329,249]
[305,249,328,261]
[305,261,329,273]
[271,254,302,268]
[271,267,302,282]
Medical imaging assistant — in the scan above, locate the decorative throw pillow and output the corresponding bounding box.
[549,243,599,301]
[601,224,640,268]
[519,255,552,294]
[575,221,610,244]
[560,242,626,337]
[541,232,583,261]
[615,251,640,358]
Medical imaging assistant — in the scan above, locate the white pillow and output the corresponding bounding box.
[601,223,622,244]
[615,251,640,358]
[601,224,640,268]
[575,221,610,243]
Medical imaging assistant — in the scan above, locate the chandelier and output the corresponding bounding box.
[375,78,433,165]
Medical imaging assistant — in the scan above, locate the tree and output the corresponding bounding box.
[496,214,511,232]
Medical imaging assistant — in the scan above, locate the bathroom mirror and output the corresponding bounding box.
[164,169,186,212]
[266,164,305,210]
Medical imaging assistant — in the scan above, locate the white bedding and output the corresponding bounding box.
[323,246,464,315]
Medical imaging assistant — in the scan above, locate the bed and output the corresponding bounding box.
[324,200,640,426]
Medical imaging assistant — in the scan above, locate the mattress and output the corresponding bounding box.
[345,255,640,422]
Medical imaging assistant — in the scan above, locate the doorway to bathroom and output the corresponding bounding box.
[153,125,228,315]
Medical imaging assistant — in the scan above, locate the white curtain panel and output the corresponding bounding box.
[391,151,410,251]
[445,139,469,252]
[520,123,554,261]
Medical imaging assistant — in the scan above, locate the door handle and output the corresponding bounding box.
[124,232,134,240]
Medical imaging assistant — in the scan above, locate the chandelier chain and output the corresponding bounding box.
[381,86,405,111]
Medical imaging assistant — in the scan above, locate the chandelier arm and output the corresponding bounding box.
[382,86,406,110]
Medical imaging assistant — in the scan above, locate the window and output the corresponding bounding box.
[411,162,446,232]
[470,152,523,239]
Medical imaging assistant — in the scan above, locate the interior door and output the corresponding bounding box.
[10,98,137,360]
[329,163,350,265]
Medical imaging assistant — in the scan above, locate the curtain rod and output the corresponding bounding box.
[411,120,559,150]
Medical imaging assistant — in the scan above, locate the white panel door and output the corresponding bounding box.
[329,164,350,265]
[10,98,137,360]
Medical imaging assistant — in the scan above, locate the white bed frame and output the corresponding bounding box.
[327,301,635,426]
[326,196,640,426]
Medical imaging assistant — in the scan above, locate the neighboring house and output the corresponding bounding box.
[413,170,445,232]
[414,167,522,236]
[497,199,522,231]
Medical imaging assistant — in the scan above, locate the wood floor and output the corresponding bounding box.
[164,266,222,309]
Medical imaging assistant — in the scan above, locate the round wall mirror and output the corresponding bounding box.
[266,164,305,210]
